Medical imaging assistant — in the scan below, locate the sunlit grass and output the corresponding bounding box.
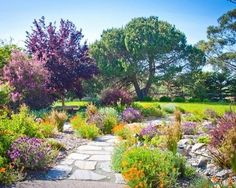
[53,101,89,107]
[134,101,236,115]
[53,100,235,116]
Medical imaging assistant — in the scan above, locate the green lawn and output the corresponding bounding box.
[134,101,236,115]
[53,101,89,108]
[53,100,235,115]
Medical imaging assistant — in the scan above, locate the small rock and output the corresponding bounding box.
[191,162,199,167]
[115,173,126,184]
[178,139,191,149]
[197,156,208,168]
[191,143,205,153]
[216,169,231,178]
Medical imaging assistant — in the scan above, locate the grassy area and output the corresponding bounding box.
[134,101,236,115]
[53,100,235,115]
[53,101,89,108]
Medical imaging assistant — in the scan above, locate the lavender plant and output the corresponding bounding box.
[8,137,58,170]
[139,124,160,139]
[122,107,142,123]
[182,122,198,135]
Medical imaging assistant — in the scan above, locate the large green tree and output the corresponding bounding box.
[201,8,236,72]
[91,17,205,100]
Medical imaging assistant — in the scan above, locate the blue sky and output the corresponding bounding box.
[0,0,235,47]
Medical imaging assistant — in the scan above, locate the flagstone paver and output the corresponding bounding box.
[69,169,107,180]
[46,165,73,180]
[88,154,111,161]
[75,160,97,170]
[67,153,90,160]
[45,134,125,185]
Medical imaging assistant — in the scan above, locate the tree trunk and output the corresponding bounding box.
[132,76,150,101]
[61,97,65,109]
[131,57,155,101]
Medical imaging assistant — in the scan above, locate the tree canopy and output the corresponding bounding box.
[91,16,205,100]
[26,17,98,105]
[201,8,236,73]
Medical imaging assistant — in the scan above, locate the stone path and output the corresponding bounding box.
[45,135,125,184]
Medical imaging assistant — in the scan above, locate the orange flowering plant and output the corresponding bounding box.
[120,146,180,188]
[112,124,132,140]
[0,163,24,185]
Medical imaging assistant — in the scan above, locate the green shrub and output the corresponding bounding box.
[103,115,118,134]
[98,107,118,134]
[131,102,144,111]
[98,107,118,118]
[197,135,210,144]
[76,123,100,140]
[174,155,196,178]
[71,115,100,140]
[184,165,196,178]
[121,147,181,188]
[0,105,43,158]
[159,96,172,102]
[190,177,214,188]
[202,98,210,103]
[10,105,42,137]
[140,96,153,102]
[188,98,201,103]
[112,142,128,172]
[162,104,176,113]
[176,106,186,113]
[70,114,85,129]
[184,114,203,122]
[141,107,164,117]
[173,96,185,103]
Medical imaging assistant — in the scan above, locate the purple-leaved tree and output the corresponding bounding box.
[26,17,98,106]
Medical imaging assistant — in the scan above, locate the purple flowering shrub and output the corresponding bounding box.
[182,122,198,135]
[139,124,160,139]
[122,107,142,123]
[100,88,133,106]
[8,137,58,170]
